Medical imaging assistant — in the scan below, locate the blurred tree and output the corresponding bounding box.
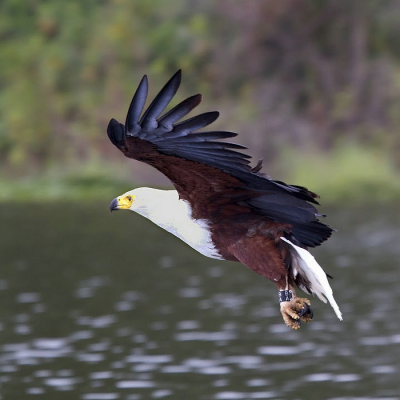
[1,0,400,175]
[207,0,400,160]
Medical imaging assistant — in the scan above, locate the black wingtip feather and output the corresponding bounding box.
[107,118,126,148]
[139,70,182,130]
[158,94,203,127]
[183,131,238,141]
[126,75,148,134]
[171,111,220,134]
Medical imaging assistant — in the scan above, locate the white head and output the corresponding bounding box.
[109,187,180,218]
[110,188,142,212]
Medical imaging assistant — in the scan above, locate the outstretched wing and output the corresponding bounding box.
[107,70,333,247]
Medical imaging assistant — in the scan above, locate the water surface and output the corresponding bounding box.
[0,203,399,399]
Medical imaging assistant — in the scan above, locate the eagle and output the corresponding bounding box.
[107,70,342,329]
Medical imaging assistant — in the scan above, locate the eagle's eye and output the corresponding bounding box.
[127,196,132,202]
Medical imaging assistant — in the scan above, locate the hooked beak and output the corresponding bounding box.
[109,198,119,212]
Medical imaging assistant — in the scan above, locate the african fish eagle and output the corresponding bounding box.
[107,70,342,329]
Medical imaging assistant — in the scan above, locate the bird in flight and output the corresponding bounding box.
[108,70,342,329]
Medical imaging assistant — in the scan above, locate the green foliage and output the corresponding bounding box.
[1,0,400,202]
[0,0,217,170]
[280,141,400,204]
[0,160,132,202]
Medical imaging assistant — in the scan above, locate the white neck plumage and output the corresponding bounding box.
[126,188,223,260]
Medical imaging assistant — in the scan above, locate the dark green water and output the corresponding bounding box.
[0,203,399,399]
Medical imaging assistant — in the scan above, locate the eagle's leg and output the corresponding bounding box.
[279,288,313,330]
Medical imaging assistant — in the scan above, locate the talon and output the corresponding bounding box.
[280,296,313,329]
[299,305,308,318]
[299,302,313,322]
[299,303,312,318]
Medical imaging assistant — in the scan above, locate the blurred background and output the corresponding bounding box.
[1,1,400,399]
[1,0,400,200]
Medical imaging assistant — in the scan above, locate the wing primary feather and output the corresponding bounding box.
[107,118,126,148]
[151,113,221,142]
[158,148,252,168]
[169,146,251,160]
[140,70,182,131]
[125,75,148,134]
[158,94,202,127]
[172,111,220,134]
[182,131,238,141]
[178,140,247,150]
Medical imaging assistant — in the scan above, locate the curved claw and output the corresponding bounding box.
[299,303,313,319]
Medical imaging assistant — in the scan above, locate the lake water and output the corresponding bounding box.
[0,203,399,399]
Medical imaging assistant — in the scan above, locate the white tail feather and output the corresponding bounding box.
[280,237,343,321]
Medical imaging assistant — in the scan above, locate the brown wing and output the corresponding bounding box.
[107,70,333,247]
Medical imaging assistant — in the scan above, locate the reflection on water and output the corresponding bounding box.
[0,203,399,399]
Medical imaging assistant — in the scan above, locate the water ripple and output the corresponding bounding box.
[115,380,155,389]
[214,391,276,399]
[175,331,236,342]
[126,354,173,364]
[82,393,120,400]
[257,346,300,355]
